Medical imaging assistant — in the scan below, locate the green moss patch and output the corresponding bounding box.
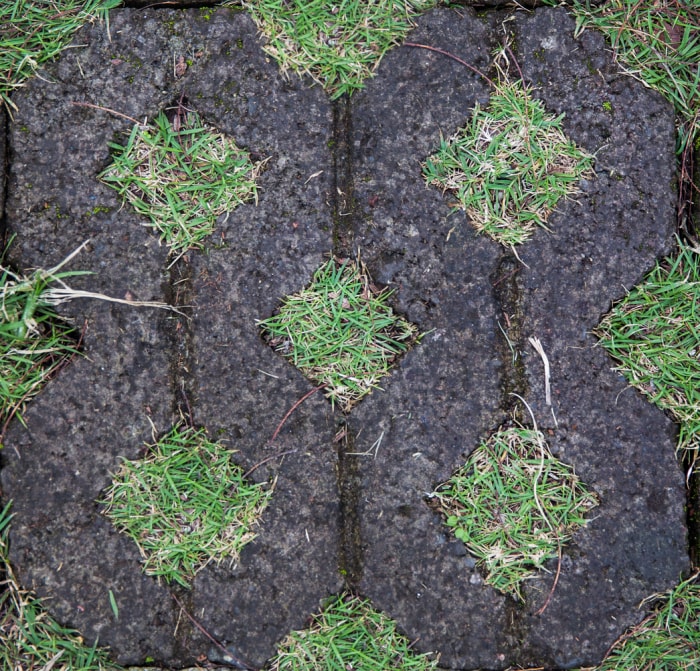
[101,425,273,588]
[429,426,598,600]
[423,77,593,247]
[258,257,420,412]
[269,593,439,671]
[100,108,262,256]
[239,0,438,99]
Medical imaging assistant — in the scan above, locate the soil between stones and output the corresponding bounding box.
[0,5,690,670]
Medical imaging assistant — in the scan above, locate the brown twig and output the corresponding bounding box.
[269,385,324,444]
[403,42,495,88]
[170,592,256,670]
[534,542,562,616]
[243,449,297,479]
[71,101,143,126]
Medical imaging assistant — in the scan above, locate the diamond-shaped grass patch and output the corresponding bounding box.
[268,593,439,671]
[0,260,77,438]
[422,77,594,247]
[595,241,700,465]
[258,257,420,412]
[239,0,438,99]
[101,425,273,588]
[429,426,598,600]
[100,107,262,256]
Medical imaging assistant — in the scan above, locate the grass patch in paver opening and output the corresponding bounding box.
[593,571,700,671]
[99,108,263,256]
[237,0,438,99]
[258,256,420,412]
[0,0,119,112]
[0,246,80,439]
[428,426,599,600]
[268,592,439,671]
[101,424,273,588]
[423,74,594,247]
[0,503,121,671]
[595,241,700,465]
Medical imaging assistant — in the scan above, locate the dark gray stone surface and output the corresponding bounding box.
[0,4,689,670]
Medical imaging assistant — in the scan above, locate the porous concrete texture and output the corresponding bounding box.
[0,4,690,670]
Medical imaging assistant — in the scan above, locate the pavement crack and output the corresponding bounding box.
[330,95,366,590]
[688,467,700,569]
[330,95,357,257]
[163,257,197,426]
[336,420,364,590]
[0,107,8,243]
[491,253,528,422]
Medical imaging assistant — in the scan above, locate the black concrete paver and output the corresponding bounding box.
[0,5,690,669]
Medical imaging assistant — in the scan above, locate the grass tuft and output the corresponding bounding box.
[238,0,439,99]
[595,241,700,464]
[429,426,598,600]
[101,424,273,588]
[268,592,439,671]
[0,0,119,111]
[594,571,700,671]
[99,107,263,256]
[258,256,420,412]
[0,503,120,671]
[423,72,593,247]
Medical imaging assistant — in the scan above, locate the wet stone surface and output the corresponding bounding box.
[0,4,690,670]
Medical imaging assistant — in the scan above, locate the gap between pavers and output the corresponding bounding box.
[0,4,690,670]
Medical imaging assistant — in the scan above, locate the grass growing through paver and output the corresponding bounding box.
[595,241,700,466]
[593,571,700,671]
[258,256,420,412]
[0,503,120,671]
[0,0,119,111]
[423,72,594,247]
[99,107,262,256]
[238,0,438,99]
[268,593,439,671]
[429,426,598,600]
[0,245,81,438]
[101,424,273,588]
